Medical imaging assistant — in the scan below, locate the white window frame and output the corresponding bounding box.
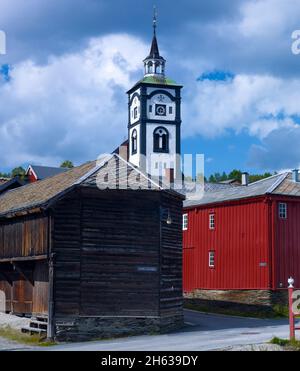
[279,203,287,219]
[209,214,215,230]
[183,214,188,231]
[209,251,215,268]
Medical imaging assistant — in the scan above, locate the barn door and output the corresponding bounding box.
[32,261,49,315]
[12,276,33,315]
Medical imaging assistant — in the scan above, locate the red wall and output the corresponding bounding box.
[183,198,271,292]
[273,198,300,289]
[27,170,37,183]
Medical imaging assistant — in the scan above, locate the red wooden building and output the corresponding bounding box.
[183,170,300,307]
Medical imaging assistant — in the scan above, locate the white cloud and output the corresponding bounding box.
[0,34,148,168]
[238,0,299,38]
[183,74,300,140]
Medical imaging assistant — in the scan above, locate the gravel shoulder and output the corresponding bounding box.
[0,313,33,351]
[0,313,30,331]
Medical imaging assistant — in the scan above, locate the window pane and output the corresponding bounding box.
[183,214,188,230]
[209,251,215,268]
[209,214,215,230]
[279,203,287,219]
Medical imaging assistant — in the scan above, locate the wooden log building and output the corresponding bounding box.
[0,154,184,341]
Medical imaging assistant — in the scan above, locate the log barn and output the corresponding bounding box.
[0,154,184,341]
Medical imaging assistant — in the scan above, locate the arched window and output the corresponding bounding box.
[147,61,153,74]
[131,129,137,155]
[153,127,169,153]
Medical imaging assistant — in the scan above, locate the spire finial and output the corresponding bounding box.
[153,5,157,35]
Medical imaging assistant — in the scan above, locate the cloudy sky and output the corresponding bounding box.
[0,0,300,176]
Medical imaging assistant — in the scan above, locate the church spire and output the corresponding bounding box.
[143,7,166,77]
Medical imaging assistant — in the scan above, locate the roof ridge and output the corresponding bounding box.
[266,172,290,194]
[247,172,286,187]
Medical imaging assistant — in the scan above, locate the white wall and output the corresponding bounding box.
[129,124,141,167]
[130,95,141,125]
[146,94,176,122]
[146,123,177,177]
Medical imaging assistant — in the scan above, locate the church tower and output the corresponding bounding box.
[127,11,182,180]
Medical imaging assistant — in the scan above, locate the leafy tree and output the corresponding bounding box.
[207,169,274,184]
[60,160,74,169]
[228,169,242,182]
[249,173,272,183]
[11,166,26,179]
[0,172,10,178]
[209,175,216,183]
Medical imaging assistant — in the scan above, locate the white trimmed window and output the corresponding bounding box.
[209,214,215,230]
[183,214,188,231]
[279,203,287,219]
[209,251,215,268]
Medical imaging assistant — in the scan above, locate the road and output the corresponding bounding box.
[44,310,295,351]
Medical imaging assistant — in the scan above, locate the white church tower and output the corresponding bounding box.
[127,11,182,180]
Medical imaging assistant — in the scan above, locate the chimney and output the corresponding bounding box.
[242,172,249,186]
[118,143,129,161]
[292,169,299,183]
[165,168,174,186]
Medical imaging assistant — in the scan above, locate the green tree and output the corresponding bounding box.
[60,160,74,169]
[209,174,216,183]
[0,172,10,178]
[228,169,242,182]
[11,166,26,179]
[249,172,272,183]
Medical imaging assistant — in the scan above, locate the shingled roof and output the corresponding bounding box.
[0,154,173,218]
[184,172,299,208]
[0,178,10,186]
[0,177,25,195]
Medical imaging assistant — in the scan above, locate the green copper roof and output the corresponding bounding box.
[137,75,181,87]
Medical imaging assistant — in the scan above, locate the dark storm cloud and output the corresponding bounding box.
[0,0,241,63]
[1,0,299,78]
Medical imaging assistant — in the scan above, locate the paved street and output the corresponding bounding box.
[0,309,296,351]
[45,310,295,351]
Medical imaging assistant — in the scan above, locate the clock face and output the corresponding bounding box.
[156,104,166,116]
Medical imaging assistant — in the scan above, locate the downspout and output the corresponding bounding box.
[47,211,55,340]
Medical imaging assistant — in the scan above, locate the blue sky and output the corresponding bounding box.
[1,0,300,177]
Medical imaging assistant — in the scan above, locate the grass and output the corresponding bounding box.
[0,326,56,347]
[270,337,300,350]
[184,302,289,319]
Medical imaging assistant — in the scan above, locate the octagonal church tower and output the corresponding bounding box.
[127,14,183,180]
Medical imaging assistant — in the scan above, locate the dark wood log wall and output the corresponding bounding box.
[51,192,82,317]
[80,189,161,317]
[53,188,161,319]
[52,187,183,339]
[0,215,48,259]
[160,192,183,324]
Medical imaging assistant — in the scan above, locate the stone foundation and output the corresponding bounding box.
[184,289,288,316]
[54,315,184,342]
